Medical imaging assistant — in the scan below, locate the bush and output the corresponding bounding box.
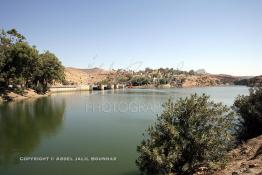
[159,78,169,85]
[234,87,262,141]
[136,94,235,175]
[131,76,149,86]
[189,70,195,75]
[13,87,25,95]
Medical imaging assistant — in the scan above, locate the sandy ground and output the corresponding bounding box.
[0,89,48,102]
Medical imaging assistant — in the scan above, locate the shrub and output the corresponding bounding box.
[131,76,149,86]
[188,70,195,75]
[234,87,262,141]
[136,94,235,175]
[159,78,169,85]
[13,87,25,95]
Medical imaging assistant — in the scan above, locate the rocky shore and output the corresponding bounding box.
[215,135,262,175]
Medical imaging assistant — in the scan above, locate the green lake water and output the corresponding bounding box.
[0,86,249,175]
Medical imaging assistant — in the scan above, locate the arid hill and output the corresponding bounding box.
[64,67,115,85]
[64,67,256,87]
[180,75,220,87]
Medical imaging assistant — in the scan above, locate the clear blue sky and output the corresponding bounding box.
[1,0,262,76]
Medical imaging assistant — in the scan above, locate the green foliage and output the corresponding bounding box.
[131,76,150,86]
[137,94,235,175]
[8,42,39,85]
[189,70,195,75]
[159,78,169,85]
[13,87,25,95]
[0,29,25,46]
[0,28,64,94]
[234,76,262,87]
[234,87,262,141]
[112,67,197,86]
[32,51,64,93]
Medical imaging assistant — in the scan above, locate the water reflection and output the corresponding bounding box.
[0,97,65,165]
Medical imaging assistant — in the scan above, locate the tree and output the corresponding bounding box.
[9,42,39,86]
[137,94,235,175]
[0,29,36,87]
[234,87,262,141]
[0,28,25,46]
[33,51,64,93]
[0,28,65,94]
[159,78,169,85]
[131,76,149,86]
[0,46,6,86]
[116,75,129,84]
[189,70,195,75]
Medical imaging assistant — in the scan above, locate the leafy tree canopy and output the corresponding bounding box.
[0,29,64,93]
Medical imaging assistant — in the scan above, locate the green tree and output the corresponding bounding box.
[0,28,65,94]
[9,42,39,86]
[137,94,235,175]
[33,51,64,93]
[131,76,149,86]
[234,87,262,141]
[0,28,25,46]
[0,46,6,86]
[159,78,169,85]
[0,29,36,87]
[189,70,195,75]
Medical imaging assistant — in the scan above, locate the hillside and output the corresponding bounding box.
[64,67,257,87]
[173,74,221,87]
[64,67,115,85]
[235,76,262,87]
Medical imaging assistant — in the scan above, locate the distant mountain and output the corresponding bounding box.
[211,74,239,85]
[66,67,109,74]
[238,76,256,79]
[195,69,207,75]
[80,67,110,74]
[235,75,262,87]
[209,74,257,85]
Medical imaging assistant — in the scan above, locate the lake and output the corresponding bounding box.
[0,86,249,175]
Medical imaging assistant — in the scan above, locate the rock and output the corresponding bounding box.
[249,164,258,168]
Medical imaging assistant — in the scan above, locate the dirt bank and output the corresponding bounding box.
[215,135,262,175]
[0,89,48,103]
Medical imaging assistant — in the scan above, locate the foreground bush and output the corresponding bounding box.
[136,94,235,175]
[234,87,262,141]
